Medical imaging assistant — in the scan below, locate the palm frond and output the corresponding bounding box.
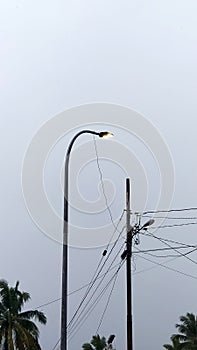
[82,343,94,350]
[173,313,197,349]
[16,318,40,338]
[19,310,47,324]
[14,320,41,350]
[91,335,107,350]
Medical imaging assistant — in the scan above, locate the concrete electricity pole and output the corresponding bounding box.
[124,178,155,350]
[126,178,133,350]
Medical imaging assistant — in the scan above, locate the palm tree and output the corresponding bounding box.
[82,335,107,350]
[0,279,47,350]
[163,335,184,350]
[172,313,197,350]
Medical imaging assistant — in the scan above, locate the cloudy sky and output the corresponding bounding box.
[1,1,197,350]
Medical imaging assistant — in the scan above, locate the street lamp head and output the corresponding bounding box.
[141,219,155,229]
[99,131,114,138]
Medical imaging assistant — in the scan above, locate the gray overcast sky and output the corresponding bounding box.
[1,1,197,350]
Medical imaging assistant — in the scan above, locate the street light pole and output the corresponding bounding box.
[61,130,113,350]
[126,178,133,350]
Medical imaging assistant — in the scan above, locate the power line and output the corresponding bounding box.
[135,247,197,259]
[132,231,197,274]
[93,136,115,228]
[152,222,197,229]
[93,136,120,244]
[35,297,61,309]
[68,261,122,296]
[68,243,125,337]
[78,211,124,314]
[133,246,196,253]
[69,205,197,340]
[35,203,197,345]
[35,231,126,314]
[142,215,197,220]
[51,338,61,350]
[133,246,197,258]
[140,207,197,214]
[68,261,123,296]
[135,249,197,281]
[34,230,197,312]
[68,260,125,342]
[67,238,126,336]
[35,244,197,311]
[140,231,196,248]
[144,231,197,266]
[67,221,125,333]
[133,255,180,275]
[34,262,123,311]
[96,263,120,333]
[67,254,105,331]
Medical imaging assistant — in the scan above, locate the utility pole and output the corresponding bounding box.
[126,178,133,350]
[124,179,154,350]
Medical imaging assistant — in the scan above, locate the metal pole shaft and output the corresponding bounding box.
[126,178,133,350]
[61,153,69,350]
